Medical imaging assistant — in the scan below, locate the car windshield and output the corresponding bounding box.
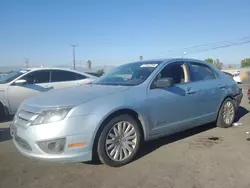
[93,61,162,86]
[0,70,30,84]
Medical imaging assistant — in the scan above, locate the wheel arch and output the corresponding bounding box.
[91,108,146,159]
[0,100,9,117]
[216,95,234,118]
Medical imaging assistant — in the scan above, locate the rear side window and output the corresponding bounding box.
[22,70,50,84]
[51,70,86,82]
[189,63,216,82]
[75,73,87,80]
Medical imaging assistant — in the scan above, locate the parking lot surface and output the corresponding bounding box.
[0,87,250,188]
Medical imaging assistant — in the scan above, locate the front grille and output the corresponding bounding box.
[15,109,38,128]
[15,135,32,151]
[18,110,36,121]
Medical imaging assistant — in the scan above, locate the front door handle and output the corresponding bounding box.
[44,85,53,89]
[186,91,196,95]
[186,87,196,95]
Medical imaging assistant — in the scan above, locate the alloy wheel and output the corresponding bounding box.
[105,121,137,161]
[222,101,235,124]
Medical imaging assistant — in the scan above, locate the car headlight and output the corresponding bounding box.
[31,108,72,125]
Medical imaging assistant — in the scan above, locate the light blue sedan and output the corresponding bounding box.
[10,58,243,167]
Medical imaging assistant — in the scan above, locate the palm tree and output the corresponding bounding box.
[86,60,92,70]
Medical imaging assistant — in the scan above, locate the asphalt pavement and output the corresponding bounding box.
[0,87,250,188]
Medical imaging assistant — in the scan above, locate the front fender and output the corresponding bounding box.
[95,105,151,141]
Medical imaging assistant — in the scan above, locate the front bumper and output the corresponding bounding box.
[10,115,98,163]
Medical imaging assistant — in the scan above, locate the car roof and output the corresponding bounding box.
[21,67,95,77]
[20,67,97,78]
[133,58,207,64]
[22,67,76,71]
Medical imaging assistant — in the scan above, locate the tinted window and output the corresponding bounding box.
[85,72,102,77]
[189,63,216,81]
[51,70,86,82]
[22,70,50,84]
[155,62,186,84]
[75,73,87,80]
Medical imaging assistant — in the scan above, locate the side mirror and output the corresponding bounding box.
[154,77,174,89]
[14,79,27,86]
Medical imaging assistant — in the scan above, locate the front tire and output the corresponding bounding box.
[97,114,142,167]
[216,98,236,128]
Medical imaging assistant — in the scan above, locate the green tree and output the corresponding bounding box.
[204,58,214,64]
[213,59,223,70]
[97,69,105,76]
[204,58,223,70]
[241,58,250,68]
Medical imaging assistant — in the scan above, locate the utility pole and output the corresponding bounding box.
[70,44,77,70]
[24,58,29,68]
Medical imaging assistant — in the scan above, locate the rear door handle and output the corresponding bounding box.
[218,84,226,89]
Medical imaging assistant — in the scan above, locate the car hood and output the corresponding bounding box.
[23,84,130,109]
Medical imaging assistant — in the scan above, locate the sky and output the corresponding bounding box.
[0,0,250,67]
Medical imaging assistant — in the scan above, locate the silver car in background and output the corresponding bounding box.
[10,58,242,167]
[0,68,96,118]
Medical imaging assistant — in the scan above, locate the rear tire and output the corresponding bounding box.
[0,103,5,121]
[0,103,6,121]
[216,98,236,128]
[97,114,142,167]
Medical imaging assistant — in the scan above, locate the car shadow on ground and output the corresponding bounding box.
[86,106,249,166]
[136,123,216,161]
[136,105,249,161]
[235,106,249,122]
[0,115,14,123]
[0,116,13,142]
[86,123,218,166]
[0,128,11,142]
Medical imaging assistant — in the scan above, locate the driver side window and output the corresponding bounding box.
[154,62,188,85]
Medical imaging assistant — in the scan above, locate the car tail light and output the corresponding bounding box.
[248,89,250,95]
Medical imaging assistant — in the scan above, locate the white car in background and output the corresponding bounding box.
[0,67,96,119]
[222,70,241,84]
[232,71,241,84]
